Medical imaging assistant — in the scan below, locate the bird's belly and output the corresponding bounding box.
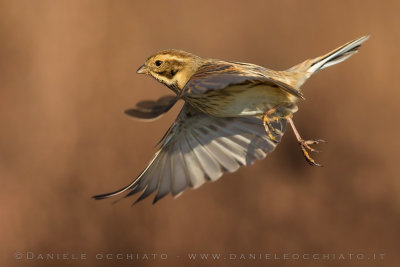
[198,85,298,117]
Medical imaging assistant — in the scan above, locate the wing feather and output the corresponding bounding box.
[170,147,188,196]
[187,131,222,181]
[125,95,178,121]
[93,103,287,204]
[183,61,304,99]
[153,153,171,203]
[192,128,240,173]
[131,152,166,202]
[180,135,207,188]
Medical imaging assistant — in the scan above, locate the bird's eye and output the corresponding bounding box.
[155,60,163,66]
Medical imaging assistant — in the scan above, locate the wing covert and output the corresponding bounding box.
[183,61,304,99]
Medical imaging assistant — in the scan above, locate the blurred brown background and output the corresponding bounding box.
[1,0,399,266]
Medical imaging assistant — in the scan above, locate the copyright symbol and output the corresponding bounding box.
[14,252,23,260]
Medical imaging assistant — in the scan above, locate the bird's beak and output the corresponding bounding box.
[136,64,148,74]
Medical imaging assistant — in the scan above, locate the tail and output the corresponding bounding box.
[288,35,369,87]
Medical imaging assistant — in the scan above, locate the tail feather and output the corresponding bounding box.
[307,35,369,74]
[287,36,369,88]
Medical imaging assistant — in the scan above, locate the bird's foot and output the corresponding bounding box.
[263,112,280,141]
[298,139,326,167]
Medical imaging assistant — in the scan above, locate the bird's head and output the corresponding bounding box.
[137,49,204,94]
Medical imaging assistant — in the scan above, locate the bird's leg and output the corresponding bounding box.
[263,103,298,141]
[287,117,326,167]
[262,104,282,141]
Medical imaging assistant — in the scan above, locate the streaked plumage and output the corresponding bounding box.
[93,36,369,204]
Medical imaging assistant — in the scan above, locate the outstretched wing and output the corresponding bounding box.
[125,95,178,120]
[93,103,287,204]
[183,61,304,99]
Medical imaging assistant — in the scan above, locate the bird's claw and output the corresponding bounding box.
[299,139,326,167]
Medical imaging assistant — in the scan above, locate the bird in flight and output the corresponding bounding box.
[93,36,369,204]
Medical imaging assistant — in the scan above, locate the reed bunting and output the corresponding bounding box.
[93,36,369,204]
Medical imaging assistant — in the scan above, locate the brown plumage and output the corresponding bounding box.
[94,36,369,204]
